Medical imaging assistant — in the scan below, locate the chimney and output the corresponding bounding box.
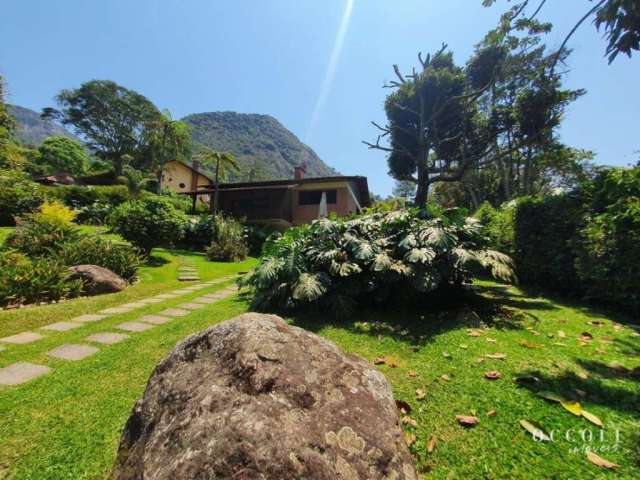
[294,164,306,180]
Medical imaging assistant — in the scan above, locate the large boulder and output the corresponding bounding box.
[68,264,127,295]
[112,313,416,480]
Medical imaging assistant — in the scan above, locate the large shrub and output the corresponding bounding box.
[57,235,142,282]
[0,169,44,226]
[241,210,514,317]
[108,196,187,254]
[5,201,80,256]
[574,168,640,313]
[37,136,89,175]
[0,251,83,308]
[474,202,516,257]
[206,215,249,262]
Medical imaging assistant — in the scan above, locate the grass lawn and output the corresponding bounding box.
[1,257,638,478]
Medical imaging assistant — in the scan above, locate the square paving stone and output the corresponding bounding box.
[155,294,179,299]
[120,302,147,309]
[159,308,189,317]
[138,298,164,304]
[100,307,132,314]
[86,332,129,345]
[47,344,99,361]
[138,315,172,325]
[0,332,44,345]
[192,297,218,304]
[72,314,107,323]
[40,322,81,332]
[116,322,153,332]
[0,362,51,385]
[178,303,205,310]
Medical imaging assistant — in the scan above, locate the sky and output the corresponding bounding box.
[1,0,638,196]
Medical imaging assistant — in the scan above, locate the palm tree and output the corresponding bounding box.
[195,147,239,213]
[148,109,192,193]
[119,166,151,199]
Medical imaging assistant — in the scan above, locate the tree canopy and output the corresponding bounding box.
[38,136,89,176]
[42,80,161,176]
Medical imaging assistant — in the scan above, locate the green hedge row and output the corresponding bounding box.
[477,166,640,314]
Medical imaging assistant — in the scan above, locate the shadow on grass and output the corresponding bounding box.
[145,255,171,267]
[289,285,532,348]
[514,368,640,416]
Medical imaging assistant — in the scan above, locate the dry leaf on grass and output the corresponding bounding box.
[580,332,594,341]
[518,339,542,349]
[440,374,451,382]
[401,415,418,427]
[468,330,482,337]
[536,391,564,403]
[486,410,497,417]
[484,370,502,380]
[427,435,437,453]
[561,400,583,416]
[373,357,386,365]
[520,419,550,441]
[407,370,418,377]
[442,351,451,358]
[486,338,497,343]
[415,389,426,400]
[581,410,603,427]
[404,431,416,447]
[586,451,618,469]
[558,330,566,338]
[456,415,479,427]
[458,344,469,350]
[485,353,507,360]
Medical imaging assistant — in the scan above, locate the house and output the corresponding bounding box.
[181,165,371,228]
[160,160,213,201]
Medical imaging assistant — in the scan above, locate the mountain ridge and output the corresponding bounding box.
[8,104,79,146]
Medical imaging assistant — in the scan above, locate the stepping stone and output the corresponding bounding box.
[159,308,189,317]
[86,332,129,345]
[0,362,51,385]
[100,307,132,314]
[116,322,153,332]
[47,344,99,361]
[155,294,179,300]
[120,302,147,309]
[177,303,205,310]
[138,315,172,325]
[72,314,107,323]
[192,297,218,304]
[138,298,164,304]
[179,277,200,282]
[0,332,44,345]
[41,322,81,332]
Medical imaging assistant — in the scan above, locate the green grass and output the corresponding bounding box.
[1,261,638,479]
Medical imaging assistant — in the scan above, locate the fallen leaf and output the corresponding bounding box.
[561,400,583,416]
[415,389,426,400]
[586,451,618,469]
[442,351,451,358]
[486,337,497,343]
[581,409,603,428]
[401,415,418,427]
[520,419,550,441]
[468,330,482,337]
[404,431,416,447]
[536,391,564,403]
[612,324,623,332]
[518,339,542,349]
[530,330,541,336]
[485,353,507,360]
[574,388,587,398]
[395,399,412,414]
[459,344,469,350]
[427,435,437,453]
[456,415,479,427]
[407,370,418,377]
[558,330,566,338]
[487,410,497,417]
[576,371,589,380]
[484,370,502,380]
[595,349,607,355]
[475,357,485,364]
[552,342,568,347]
[388,361,399,368]
[588,320,605,327]
[440,374,451,382]
[580,332,594,341]
[374,357,386,365]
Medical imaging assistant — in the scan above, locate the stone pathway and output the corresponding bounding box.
[177,257,200,282]
[0,276,238,387]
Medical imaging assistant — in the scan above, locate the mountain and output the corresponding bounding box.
[8,104,79,146]
[182,111,337,181]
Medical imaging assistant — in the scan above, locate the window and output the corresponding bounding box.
[299,190,337,206]
[179,182,186,189]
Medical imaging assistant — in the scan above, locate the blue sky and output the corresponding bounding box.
[1,0,638,196]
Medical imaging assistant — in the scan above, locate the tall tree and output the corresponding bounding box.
[144,109,192,193]
[42,80,160,177]
[195,147,238,213]
[0,75,16,167]
[37,136,89,175]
